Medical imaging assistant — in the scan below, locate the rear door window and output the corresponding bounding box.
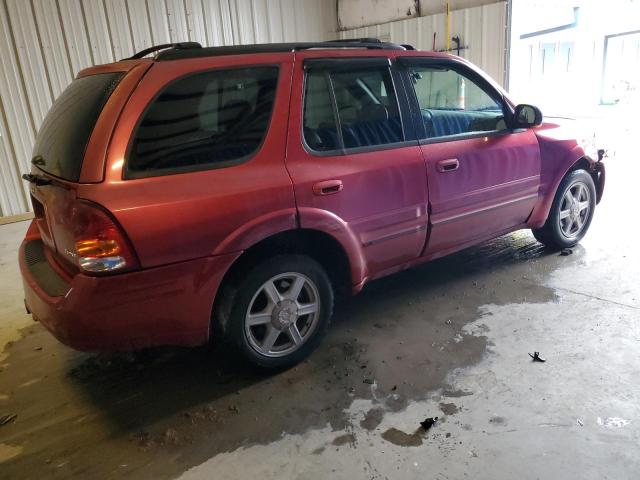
[127,67,279,178]
[32,72,123,181]
[303,63,403,152]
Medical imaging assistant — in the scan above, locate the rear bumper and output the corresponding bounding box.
[20,239,239,351]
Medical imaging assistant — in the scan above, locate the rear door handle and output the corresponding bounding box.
[436,158,459,173]
[313,179,343,196]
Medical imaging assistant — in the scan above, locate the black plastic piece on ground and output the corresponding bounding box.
[420,417,438,430]
[529,352,546,362]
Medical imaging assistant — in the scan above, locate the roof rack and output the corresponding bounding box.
[145,39,411,61]
[324,37,382,44]
[125,42,202,60]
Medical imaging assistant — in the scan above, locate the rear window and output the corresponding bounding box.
[126,66,279,178]
[33,72,123,181]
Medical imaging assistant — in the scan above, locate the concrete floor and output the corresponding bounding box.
[1,140,638,479]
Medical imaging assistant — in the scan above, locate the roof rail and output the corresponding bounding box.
[125,42,202,60]
[153,39,411,61]
[325,37,382,44]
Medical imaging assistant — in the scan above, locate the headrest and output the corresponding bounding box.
[358,104,389,122]
[219,100,252,127]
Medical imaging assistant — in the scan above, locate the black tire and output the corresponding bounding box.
[532,169,596,249]
[218,254,333,370]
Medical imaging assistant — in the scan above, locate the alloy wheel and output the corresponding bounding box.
[244,272,321,357]
[558,181,591,239]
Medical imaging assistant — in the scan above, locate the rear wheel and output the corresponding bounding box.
[220,255,333,370]
[532,169,596,249]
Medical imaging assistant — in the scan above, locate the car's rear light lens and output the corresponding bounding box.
[70,201,139,273]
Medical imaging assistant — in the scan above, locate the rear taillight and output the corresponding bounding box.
[69,201,139,273]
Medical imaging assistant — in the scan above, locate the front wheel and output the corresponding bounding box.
[532,169,596,249]
[220,255,334,370]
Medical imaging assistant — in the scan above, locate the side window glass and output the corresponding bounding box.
[331,67,403,149]
[127,67,278,177]
[303,64,403,152]
[410,66,506,139]
[303,71,339,151]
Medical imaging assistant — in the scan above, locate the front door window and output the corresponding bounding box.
[409,65,507,139]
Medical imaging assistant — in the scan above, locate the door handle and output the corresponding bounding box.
[313,179,343,196]
[436,158,459,173]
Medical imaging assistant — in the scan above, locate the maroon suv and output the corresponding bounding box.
[20,40,605,368]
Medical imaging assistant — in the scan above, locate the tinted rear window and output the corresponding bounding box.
[126,67,279,178]
[33,73,123,181]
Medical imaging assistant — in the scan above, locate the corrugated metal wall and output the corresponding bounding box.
[340,2,507,86]
[0,0,337,218]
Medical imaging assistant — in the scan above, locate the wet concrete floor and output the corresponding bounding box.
[1,147,638,479]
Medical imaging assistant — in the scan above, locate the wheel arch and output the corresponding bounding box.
[528,145,600,229]
[211,227,357,338]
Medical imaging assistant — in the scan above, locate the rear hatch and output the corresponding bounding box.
[27,62,148,274]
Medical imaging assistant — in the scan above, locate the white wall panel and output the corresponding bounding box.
[5,0,53,125]
[0,108,25,215]
[105,0,134,59]
[338,0,504,29]
[165,0,189,42]
[339,0,418,30]
[145,0,171,45]
[60,0,96,70]
[340,2,507,86]
[0,0,337,217]
[0,0,35,215]
[184,0,209,46]
[126,0,153,51]
[81,0,114,65]
[32,0,73,97]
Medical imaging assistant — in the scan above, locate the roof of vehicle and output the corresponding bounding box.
[127,39,417,62]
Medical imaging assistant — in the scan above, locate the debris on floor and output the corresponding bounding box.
[160,428,179,445]
[381,427,424,447]
[420,417,438,430]
[363,378,375,384]
[0,413,17,426]
[528,351,546,362]
[560,248,573,256]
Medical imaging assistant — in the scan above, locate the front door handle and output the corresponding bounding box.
[313,179,343,196]
[436,158,459,173]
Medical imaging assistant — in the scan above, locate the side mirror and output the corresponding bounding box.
[513,104,543,128]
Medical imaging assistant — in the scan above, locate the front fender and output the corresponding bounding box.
[297,207,368,289]
[527,143,596,229]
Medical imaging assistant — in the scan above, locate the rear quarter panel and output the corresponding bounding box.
[78,54,297,268]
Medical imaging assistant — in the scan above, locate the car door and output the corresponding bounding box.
[400,57,541,255]
[285,54,428,280]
